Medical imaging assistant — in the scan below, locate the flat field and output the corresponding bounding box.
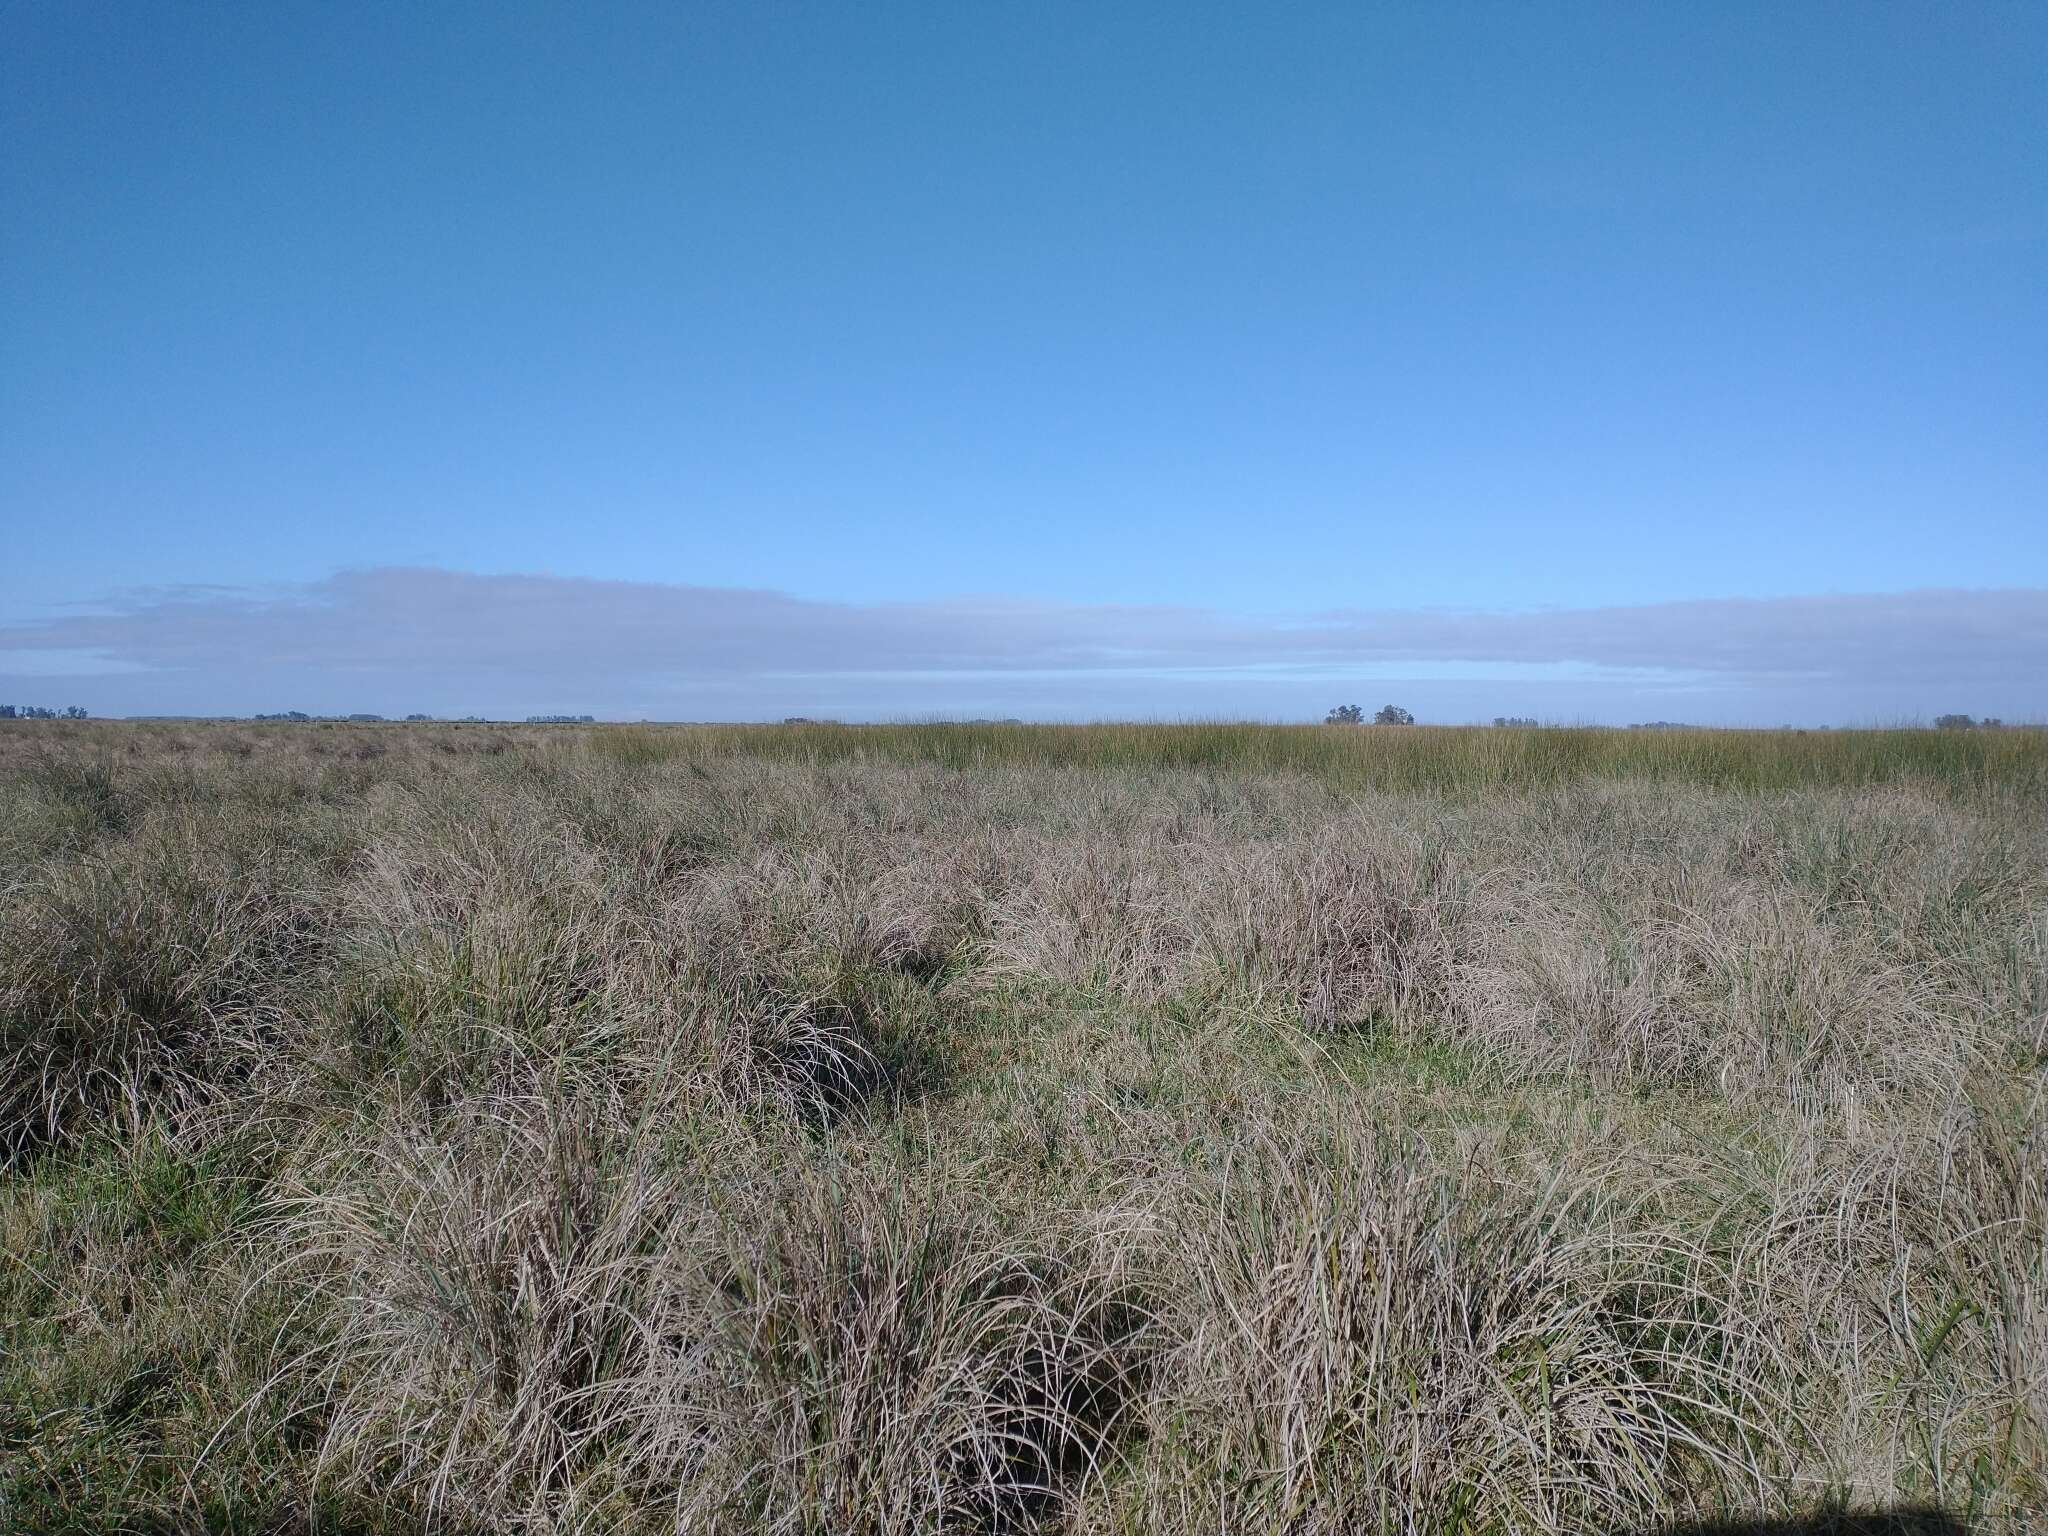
[3,721,2044,1533]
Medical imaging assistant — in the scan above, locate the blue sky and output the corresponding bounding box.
[4,3,2043,721]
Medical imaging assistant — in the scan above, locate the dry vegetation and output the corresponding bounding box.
[2,720,2044,1534]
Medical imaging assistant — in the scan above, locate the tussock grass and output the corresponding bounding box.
[1,816,316,1162]
[2,720,2044,1532]
[1117,1112,1774,1532]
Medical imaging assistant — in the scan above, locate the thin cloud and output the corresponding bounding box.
[2,568,2042,721]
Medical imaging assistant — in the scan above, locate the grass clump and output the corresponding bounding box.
[1115,1113,1770,1533]
[0,820,314,1163]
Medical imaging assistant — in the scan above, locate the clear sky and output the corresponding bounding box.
[4,3,2043,722]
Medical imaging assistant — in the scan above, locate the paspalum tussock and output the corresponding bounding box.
[2,720,2045,1532]
[641,1154,1145,1534]
[1,814,310,1161]
[273,1087,685,1528]
[1116,1113,1775,1534]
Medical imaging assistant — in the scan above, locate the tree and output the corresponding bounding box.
[1933,714,1976,730]
[1492,716,1538,728]
[1325,704,1365,724]
[1374,704,1415,725]
[63,706,86,720]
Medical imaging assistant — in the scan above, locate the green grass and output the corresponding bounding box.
[592,720,2048,798]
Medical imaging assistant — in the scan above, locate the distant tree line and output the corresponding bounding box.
[1325,704,1414,725]
[527,715,596,724]
[0,705,87,719]
[1934,714,2006,730]
[1492,716,1540,727]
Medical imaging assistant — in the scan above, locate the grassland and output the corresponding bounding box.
[602,719,2048,798]
[2,720,2043,1533]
